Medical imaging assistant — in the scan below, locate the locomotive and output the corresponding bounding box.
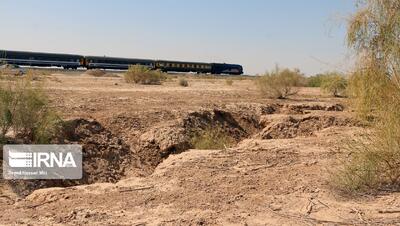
[0,50,243,75]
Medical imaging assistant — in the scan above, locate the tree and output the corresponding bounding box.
[334,0,400,192]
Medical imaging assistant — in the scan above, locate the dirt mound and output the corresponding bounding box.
[2,103,351,196]
[6,119,133,196]
[85,69,117,77]
[62,119,133,183]
[136,109,259,173]
[281,103,344,114]
[257,115,354,139]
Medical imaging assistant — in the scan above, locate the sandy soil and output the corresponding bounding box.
[1,72,400,225]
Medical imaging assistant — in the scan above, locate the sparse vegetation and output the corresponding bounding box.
[256,66,304,99]
[334,0,400,193]
[226,79,234,86]
[0,78,62,143]
[320,72,347,97]
[124,65,166,85]
[190,127,235,150]
[178,78,189,87]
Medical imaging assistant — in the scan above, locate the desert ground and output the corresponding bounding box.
[1,71,400,225]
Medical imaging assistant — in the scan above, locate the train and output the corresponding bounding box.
[0,50,243,75]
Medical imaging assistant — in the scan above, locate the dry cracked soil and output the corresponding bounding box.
[1,72,400,225]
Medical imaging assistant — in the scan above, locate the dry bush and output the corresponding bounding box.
[0,79,62,143]
[334,116,400,193]
[226,79,234,86]
[333,0,400,193]
[124,65,166,85]
[25,69,45,81]
[190,127,235,150]
[85,69,107,77]
[256,66,304,99]
[320,72,348,97]
[0,64,25,77]
[178,78,189,87]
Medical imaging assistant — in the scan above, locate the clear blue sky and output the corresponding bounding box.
[0,0,356,75]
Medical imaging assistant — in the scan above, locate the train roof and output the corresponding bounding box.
[211,63,243,67]
[0,49,84,58]
[156,59,210,65]
[85,55,154,62]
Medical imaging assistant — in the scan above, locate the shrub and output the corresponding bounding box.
[0,87,14,139]
[333,0,400,193]
[33,111,63,144]
[178,78,189,87]
[190,127,235,150]
[226,79,234,86]
[0,79,62,143]
[256,66,304,99]
[124,65,166,85]
[333,109,400,193]
[307,74,328,87]
[320,73,348,97]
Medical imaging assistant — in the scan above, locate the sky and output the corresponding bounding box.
[0,0,356,75]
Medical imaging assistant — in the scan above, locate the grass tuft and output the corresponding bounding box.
[225,79,234,86]
[178,78,189,87]
[190,127,235,150]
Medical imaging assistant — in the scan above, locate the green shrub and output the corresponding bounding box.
[0,79,62,143]
[256,66,304,99]
[33,111,63,144]
[0,87,14,139]
[226,79,234,86]
[178,78,189,87]
[190,127,235,150]
[320,73,348,97]
[124,65,166,85]
[307,74,328,87]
